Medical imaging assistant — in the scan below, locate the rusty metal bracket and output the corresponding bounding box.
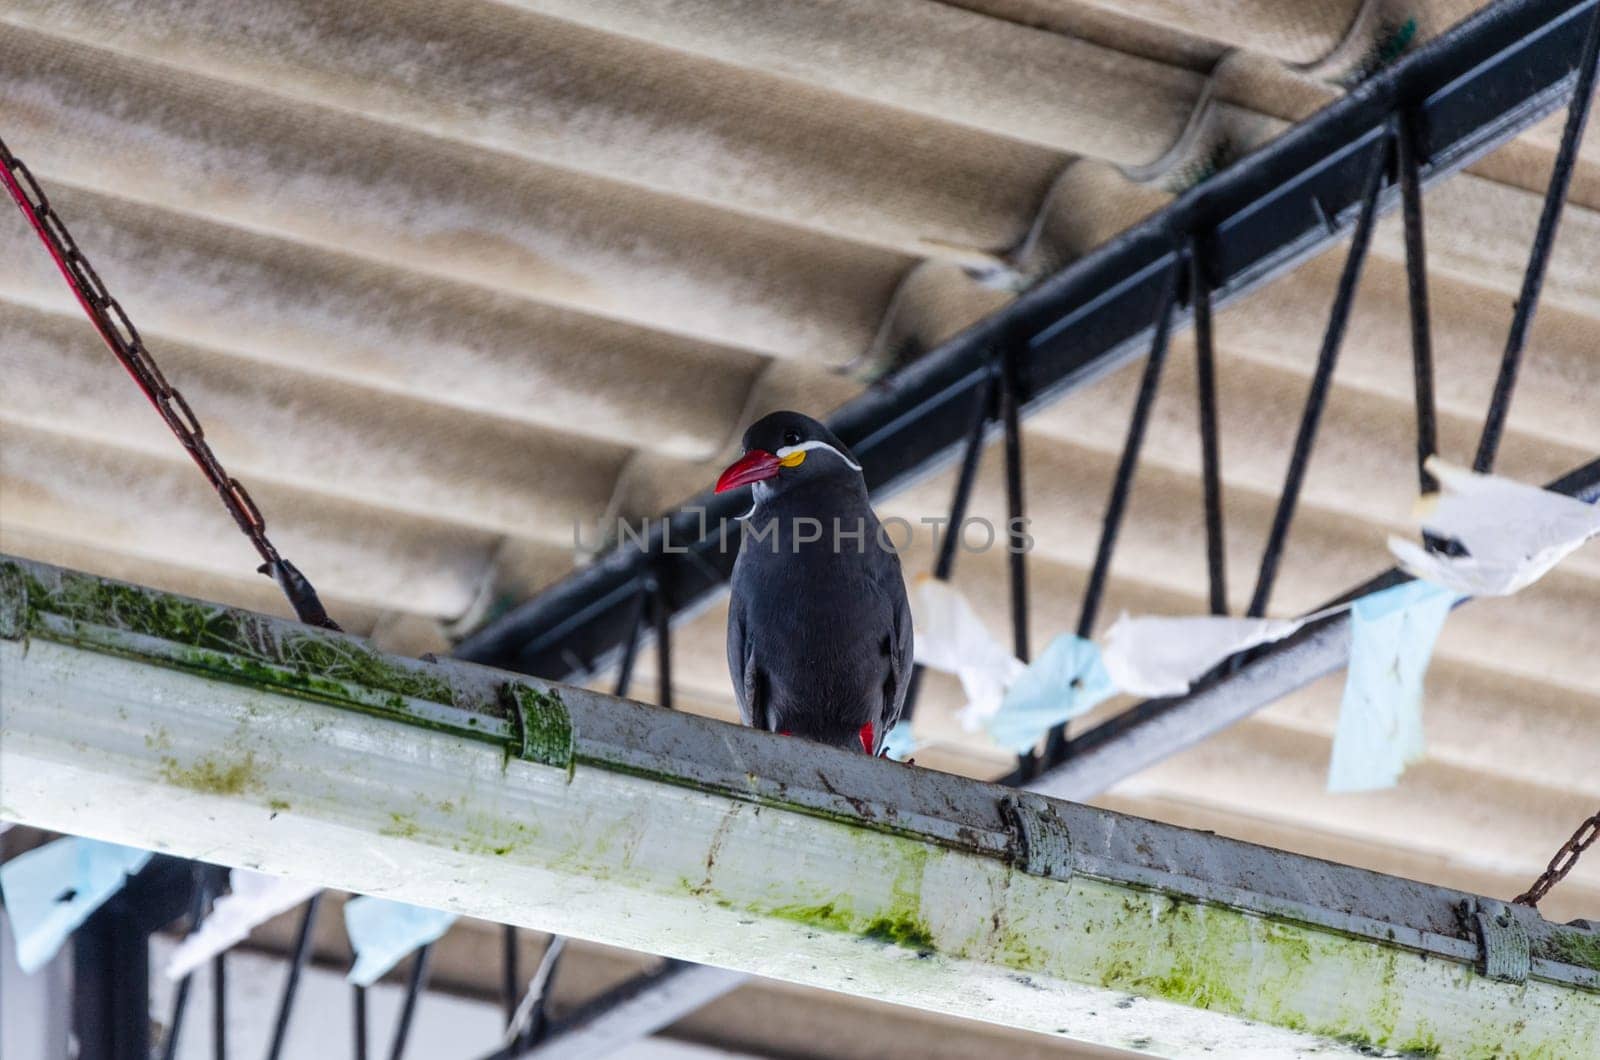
[1461,898,1532,983]
[1000,794,1073,882]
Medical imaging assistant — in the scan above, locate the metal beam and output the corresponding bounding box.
[512,461,1600,1053]
[2,557,1596,1058]
[455,0,1600,682]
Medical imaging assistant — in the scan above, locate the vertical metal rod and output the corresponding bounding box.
[1042,254,1183,769]
[212,952,228,1060]
[387,943,434,1060]
[901,373,996,723]
[1188,238,1228,616]
[1247,134,1391,618]
[999,342,1035,776]
[650,579,672,711]
[1394,111,1439,496]
[264,893,323,1060]
[611,588,647,700]
[353,986,369,1060]
[1474,1,1600,473]
[160,868,212,1060]
[502,925,521,1027]
[72,896,150,1060]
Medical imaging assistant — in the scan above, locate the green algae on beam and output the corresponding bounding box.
[3,559,456,705]
[158,750,265,796]
[504,683,575,770]
[757,843,935,954]
[1,557,568,773]
[763,900,936,953]
[863,912,936,952]
[1538,929,1600,974]
[5,560,249,653]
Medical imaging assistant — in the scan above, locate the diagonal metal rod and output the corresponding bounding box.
[900,371,995,723]
[518,935,566,1047]
[1473,0,1600,473]
[1189,238,1228,617]
[611,588,647,700]
[1246,131,1391,618]
[386,944,433,1060]
[1041,253,1183,770]
[160,867,213,1060]
[935,373,996,585]
[1073,254,1183,642]
[264,894,323,1060]
[1000,344,1030,668]
[1394,111,1439,496]
[488,935,570,1058]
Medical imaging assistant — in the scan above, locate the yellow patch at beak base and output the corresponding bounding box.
[778,449,807,468]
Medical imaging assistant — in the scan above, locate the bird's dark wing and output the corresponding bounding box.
[875,552,914,742]
[725,590,766,730]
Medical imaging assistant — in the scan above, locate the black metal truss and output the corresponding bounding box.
[457,0,1600,683]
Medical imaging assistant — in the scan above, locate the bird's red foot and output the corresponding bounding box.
[857,722,875,754]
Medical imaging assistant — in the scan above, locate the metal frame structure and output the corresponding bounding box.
[454,0,1599,682]
[2,0,1597,1055]
[2,556,1597,1059]
[453,1,1600,1046]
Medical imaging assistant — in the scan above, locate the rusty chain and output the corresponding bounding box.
[1514,809,1600,908]
[0,134,339,630]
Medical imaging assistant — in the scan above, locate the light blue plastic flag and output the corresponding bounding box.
[986,634,1116,754]
[880,720,918,762]
[0,836,153,973]
[1328,580,1463,793]
[344,896,458,986]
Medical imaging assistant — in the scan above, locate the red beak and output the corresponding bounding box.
[715,449,782,493]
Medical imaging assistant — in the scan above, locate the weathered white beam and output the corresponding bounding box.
[1,556,1595,1059]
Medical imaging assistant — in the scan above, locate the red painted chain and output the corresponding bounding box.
[1514,810,1600,908]
[0,134,339,630]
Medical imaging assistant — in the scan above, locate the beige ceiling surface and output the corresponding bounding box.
[2,0,1596,1054]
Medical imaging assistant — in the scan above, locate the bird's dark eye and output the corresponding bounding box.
[782,430,801,448]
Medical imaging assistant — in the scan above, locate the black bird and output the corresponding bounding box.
[716,411,913,755]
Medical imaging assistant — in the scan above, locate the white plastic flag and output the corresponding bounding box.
[986,634,1116,754]
[1101,613,1310,698]
[0,837,152,974]
[909,577,1025,729]
[1327,580,1462,793]
[1388,458,1600,596]
[880,719,920,762]
[166,869,320,979]
[344,896,458,986]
